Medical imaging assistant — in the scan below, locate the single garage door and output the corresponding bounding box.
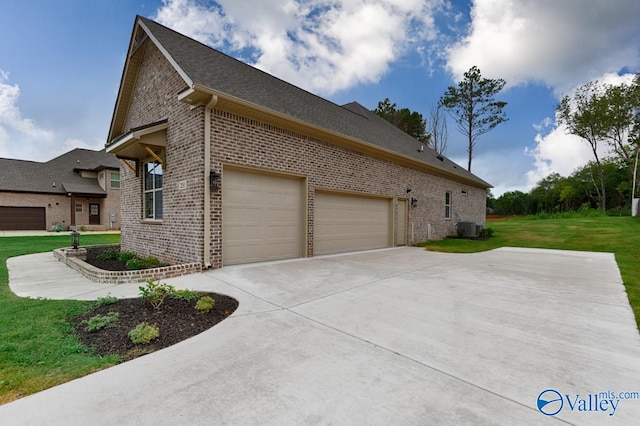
[223,168,305,265]
[0,206,46,230]
[314,191,392,255]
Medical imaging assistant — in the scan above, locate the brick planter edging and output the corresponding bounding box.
[53,245,202,284]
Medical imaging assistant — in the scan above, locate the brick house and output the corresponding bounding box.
[106,16,490,268]
[0,148,121,231]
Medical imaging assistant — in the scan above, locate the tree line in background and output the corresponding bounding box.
[492,73,640,216]
[489,156,637,216]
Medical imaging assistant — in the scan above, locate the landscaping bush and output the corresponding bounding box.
[195,296,215,313]
[128,322,159,344]
[139,280,176,310]
[117,251,138,264]
[480,227,494,239]
[95,295,118,307]
[173,289,201,301]
[97,247,120,261]
[125,255,161,270]
[83,311,119,333]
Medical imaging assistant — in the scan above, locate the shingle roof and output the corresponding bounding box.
[128,16,489,188]
[0,148,119,195]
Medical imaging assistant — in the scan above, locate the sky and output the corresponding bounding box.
[1,0,639,196]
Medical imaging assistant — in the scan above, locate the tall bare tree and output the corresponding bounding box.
[440,66,507,171]
[428,104,448,155]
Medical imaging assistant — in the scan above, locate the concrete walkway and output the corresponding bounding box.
[2,247,640,425]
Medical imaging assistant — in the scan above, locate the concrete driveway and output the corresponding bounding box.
[3,247,640,425]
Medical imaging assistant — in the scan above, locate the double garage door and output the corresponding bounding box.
[222,168,393,265]
[0,206,46,230]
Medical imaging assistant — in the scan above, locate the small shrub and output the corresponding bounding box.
[83,311,119,332]
[125,257,144,270]
[79,225,86,232]
[97,248,120,261]
[456,226,465,238]
[195,296,215,313]
[117,251,137,264]
[139,280,176,310]
[480,227,494,239]
[128,322,159,344]
[95,295,118,307]
[126,255,161,271]
[173,289,201,301]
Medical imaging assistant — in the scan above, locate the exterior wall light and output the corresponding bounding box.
[411,198,417,208]
[71,231,80,250]
[209,171,221,190]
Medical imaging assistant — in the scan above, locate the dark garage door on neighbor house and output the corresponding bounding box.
[0,206,46,231]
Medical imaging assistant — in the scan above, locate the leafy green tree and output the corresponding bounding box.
[557,81,609,210]
[372,98,430,144]
[600,78,639,169]
[494,190,530,215]
[486,189,495,210]
[440,66,508,172]
[530,173,563,213]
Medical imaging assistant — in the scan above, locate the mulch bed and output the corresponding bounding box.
[74,245,239,361]
[84,245,128,271]
[73,294,238,361]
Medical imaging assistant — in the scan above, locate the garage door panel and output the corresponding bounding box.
[315,192,391,255]
[0,206,46,230]
[223,169,304,265]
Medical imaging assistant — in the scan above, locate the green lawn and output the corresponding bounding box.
[0,234,120,405]
[419,216,640,330]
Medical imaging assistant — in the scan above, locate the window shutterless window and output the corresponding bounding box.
[144,161,163,220]
[75,203,83,213]
[110,172,120,189]
[445,191,452,219]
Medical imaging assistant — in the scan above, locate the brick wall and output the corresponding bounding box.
[209,111,486,258]
[118,41,487,268]
[119,42,206,266]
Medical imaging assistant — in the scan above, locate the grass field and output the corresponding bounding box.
[419,216,640,331]
[0,234,120,405]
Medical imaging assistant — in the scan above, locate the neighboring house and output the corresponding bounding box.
[106,16,490,269]
[0,148,121,231]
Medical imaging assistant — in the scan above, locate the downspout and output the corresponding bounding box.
[203,94,218,268]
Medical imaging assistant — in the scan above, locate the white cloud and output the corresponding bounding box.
[61,138,105,153]
[446,0,640,94]
[525,123,596,188]
[524,72,637,189]
[0,69,55,161]
[154,0,443,95]
[469,150,532,196]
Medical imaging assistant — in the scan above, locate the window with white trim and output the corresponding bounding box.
[110,172,120,189]
[445,191,452,220]
[75,203,83,213]
[144,161,163,220]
